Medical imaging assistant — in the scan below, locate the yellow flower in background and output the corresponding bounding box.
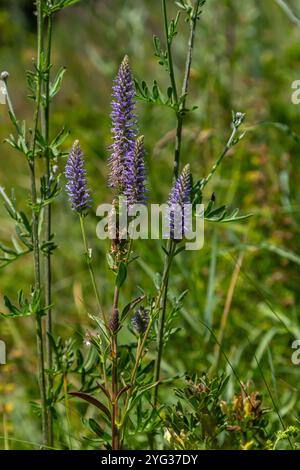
[4,402,13,414]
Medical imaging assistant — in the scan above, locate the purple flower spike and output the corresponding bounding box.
[132,307,150,334]
[167,164,192,240]
[109,55,137,192]
[65,140,92,214]
[125,135,147,206]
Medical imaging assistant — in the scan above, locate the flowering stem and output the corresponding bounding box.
[111,286,120,450]
[78,212,112,412]
[79,214,108,329]
[153,0,201,408]
[79,214,110,399]
[31,0,48,447]
[120,247,175,438]
[152,240,175,405]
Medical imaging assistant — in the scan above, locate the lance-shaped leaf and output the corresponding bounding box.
[68,392,111,420]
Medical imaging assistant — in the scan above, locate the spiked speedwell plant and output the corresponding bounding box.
[64,7,249,448]
[1,0,262,451]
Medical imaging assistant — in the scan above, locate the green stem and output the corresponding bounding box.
[152,241,175,405]
[214,251,244,370]
[79,214,109,396]
[63,373,72,450]
[79,214,108,329]
[43,13,54,446]
[162,0,178,105]
[120,246,175,437]
[173,1,201,178]
[111,286,119,450]
[200,124,238,190]
[30,0,48,448]
[2,412,9,450]
[153,0,201,408]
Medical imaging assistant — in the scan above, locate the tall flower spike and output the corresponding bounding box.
[65,140,92,213]
[167,164,192,240]
[109,55,137,192]
[124,135,147,206]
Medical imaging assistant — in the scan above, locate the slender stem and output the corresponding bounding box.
[79,215,108,329]
[79,214,110,400]
[34,296,48,448]
[43,13,54,446]
[80,212,113,445]
[111,286,119,450]
[181,4,200,100]
[214,251,244,370]
[162,0,178,104]
[173,1,200,178]
[63,373,72,450]
[120,247,175,437]
[200,124,238,190]
[174,117,183,179]
[153,0,201,408]
[31,0,48,447]
[120,320,151,441]
[3,412,9,450]
[152,241,175,405]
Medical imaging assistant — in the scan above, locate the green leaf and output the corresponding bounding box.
[106,253,115,270]
[134,78,175,108]
[50,127,70,157]
[43,0,83,16]
[88,418,104,438]
[1,290,51,319]
[174,245,186,257]
[204,202,252,223]
[0,242,17,256]
[116,262,127,288]
[49,67,66,99]
[68,392,111,419]
[88,314,110,342]
[121,295,146,322]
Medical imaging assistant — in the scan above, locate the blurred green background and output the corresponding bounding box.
[0,0,300,449]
